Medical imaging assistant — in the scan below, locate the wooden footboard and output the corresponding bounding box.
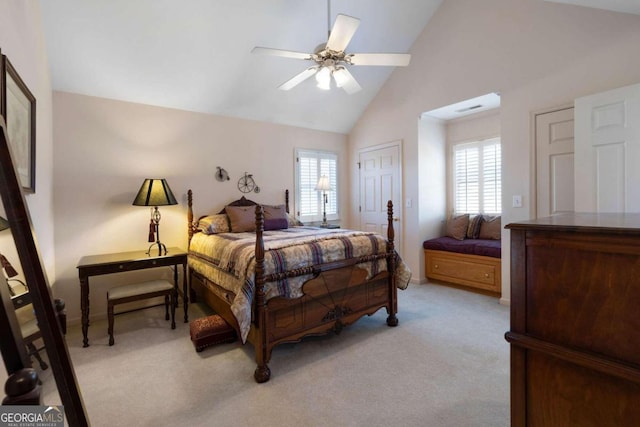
[260,268,392,343]
[187,190,398,383]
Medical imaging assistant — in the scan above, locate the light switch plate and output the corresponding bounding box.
[512,195,523,208]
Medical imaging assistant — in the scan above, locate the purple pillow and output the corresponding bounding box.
[262,205,289,231]
[264,218,289,231]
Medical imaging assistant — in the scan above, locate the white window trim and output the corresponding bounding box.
[294,148,339,223]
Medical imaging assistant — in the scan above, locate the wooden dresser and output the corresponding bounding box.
[505,213,640,426]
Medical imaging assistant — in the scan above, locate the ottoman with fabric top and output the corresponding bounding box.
[190,314,237,352]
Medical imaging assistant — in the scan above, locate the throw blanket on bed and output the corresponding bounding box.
[188,226,411,342]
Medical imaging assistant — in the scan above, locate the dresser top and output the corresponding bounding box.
[506,212,640,234]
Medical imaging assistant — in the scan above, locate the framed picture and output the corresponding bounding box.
[1,55,36,193]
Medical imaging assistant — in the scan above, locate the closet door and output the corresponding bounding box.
[358,142,402,254]
[535,107,575,217]
[574,82,640,212]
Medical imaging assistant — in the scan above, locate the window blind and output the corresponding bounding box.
[295,149,339,222]
[453,138,501,215]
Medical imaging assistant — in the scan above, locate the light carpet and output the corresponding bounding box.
[37,283,510,426]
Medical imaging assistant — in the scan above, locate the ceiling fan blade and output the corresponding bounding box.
[326,14,360,52]
[278,67,318,91]
[348,53,411,67]
[334,67,361,94]
[252,47,313,60]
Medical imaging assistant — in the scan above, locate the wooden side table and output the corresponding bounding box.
[77,247,188,347]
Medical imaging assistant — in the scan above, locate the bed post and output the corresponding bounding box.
[253,205,271,383]
[285,189,289,214]
[386,200,399,327]
[187,189,194,245]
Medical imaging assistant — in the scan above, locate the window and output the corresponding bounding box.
[295,149,338,223]
[453,138,501,215]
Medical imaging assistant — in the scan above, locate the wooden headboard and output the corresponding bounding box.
[187,189,290,243]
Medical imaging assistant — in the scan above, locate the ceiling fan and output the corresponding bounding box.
[251,3,411,94]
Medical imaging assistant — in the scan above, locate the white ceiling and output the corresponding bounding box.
[39,1,640,135]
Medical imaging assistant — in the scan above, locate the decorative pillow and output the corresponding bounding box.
[198,214,230,234]
[262,204,289,231]
[479,215,501,240]
[225,205,256,232]
[446,214,470,241]
[466,214,483,239]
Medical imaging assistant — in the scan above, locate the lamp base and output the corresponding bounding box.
[146,242,168,257]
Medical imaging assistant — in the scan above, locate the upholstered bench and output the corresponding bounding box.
[107,279,176,346]
[423,214,502,294]
[423,237,501,293]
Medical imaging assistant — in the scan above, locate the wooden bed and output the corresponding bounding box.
[187,189,400,383]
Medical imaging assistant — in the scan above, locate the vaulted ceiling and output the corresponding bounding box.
[39,0,640,134]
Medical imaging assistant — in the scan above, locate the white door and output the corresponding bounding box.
[575,83,640,212]
[535,107,575,217]
[359,143,402,255]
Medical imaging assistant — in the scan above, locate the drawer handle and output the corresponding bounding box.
[119,265,124,270]
[484,273,489,278]
[434,264,439,269]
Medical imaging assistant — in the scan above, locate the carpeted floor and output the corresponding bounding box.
[38,283,510,426]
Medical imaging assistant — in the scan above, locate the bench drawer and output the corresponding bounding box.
[424,249,501,293]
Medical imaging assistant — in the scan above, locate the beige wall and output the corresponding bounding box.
[349,0,640,303]
[0,1,55,279]
[416,116,447,281]
[52,92,348,322]
[446,109,500,147]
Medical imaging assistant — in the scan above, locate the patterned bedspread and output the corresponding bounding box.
[188,226,411,342]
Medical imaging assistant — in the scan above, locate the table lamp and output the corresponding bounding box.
[132,178,177,256]
[314,175,332,227]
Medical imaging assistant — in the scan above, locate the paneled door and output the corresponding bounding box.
[358,143,402,255]
[575,82,640,212]
[535,107,575,217]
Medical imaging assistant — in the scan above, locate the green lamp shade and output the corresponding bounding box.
[132,179,178,207]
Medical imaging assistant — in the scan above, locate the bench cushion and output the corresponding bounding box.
[108,279,173,300]
[190,314,237,352]
[422,236,501,259]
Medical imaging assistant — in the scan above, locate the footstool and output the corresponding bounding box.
[190,314,237,352]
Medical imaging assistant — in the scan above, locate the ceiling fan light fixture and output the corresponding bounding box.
[333,67,349,88]
[252,2,411,94]
[316,67,332,90]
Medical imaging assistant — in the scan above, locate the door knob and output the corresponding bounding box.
[393,217,400,222]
